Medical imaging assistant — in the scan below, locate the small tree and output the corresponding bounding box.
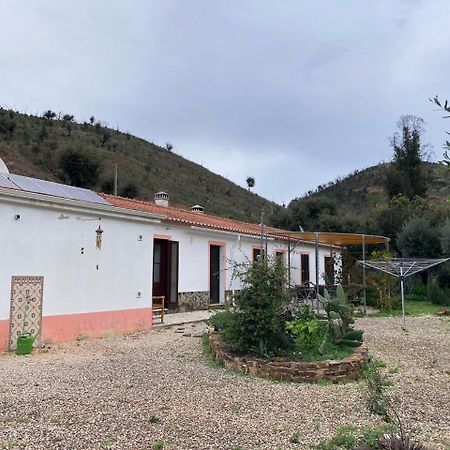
[396,217,441,258]
[63,114,74,137]
[386,115,427,200]
[100,130,111,147]
[430,96,450,160]
[89,116,95,125]
[120,182,139,198]
[246,176,255,191]
[59,148,101,188]
[164,142,173,152]
[441,220,450,257]
[213,257,291,357]
[43,110,56,120]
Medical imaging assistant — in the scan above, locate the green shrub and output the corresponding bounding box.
[314,426,357,450]
[216,257,292,357]
[410,282,427,299]
[289,431,302,444]
[427,282,450,306]
[285,318,326,353]
[296,304,318,322]
[209,309,235,331]
[314,425,391,450]
[362,360,391,420]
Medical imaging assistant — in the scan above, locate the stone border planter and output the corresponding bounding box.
[208,331,368,383]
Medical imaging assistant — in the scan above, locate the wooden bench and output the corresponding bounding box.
[152,296,165,324]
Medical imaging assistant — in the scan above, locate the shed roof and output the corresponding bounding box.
[270,231,389,246]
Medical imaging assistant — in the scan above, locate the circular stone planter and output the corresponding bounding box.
[208,331,368,383]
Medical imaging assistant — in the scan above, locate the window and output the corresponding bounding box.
[301,254,310,284]
[275,250,285,264]
[253,247,265,262]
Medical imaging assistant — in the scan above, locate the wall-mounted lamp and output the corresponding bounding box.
[96,225,104,249]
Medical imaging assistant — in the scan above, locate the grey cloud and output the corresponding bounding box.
[0,0,449,203]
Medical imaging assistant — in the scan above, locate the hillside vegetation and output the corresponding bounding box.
[0,108,279,223]
[271,115,449,264]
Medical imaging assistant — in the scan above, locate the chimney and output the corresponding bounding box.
[154,192,170,207]
[191,204,204,213]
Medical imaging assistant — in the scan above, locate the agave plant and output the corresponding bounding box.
[376,433,424,450]
[318,284,364,352]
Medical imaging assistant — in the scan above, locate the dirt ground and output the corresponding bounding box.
[0,316,449,450]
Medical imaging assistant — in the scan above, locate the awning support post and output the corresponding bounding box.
[400,264,406,329]
[315,232,319,313]
[260,208,264,259]
[362,235,367,314]
[288,237,291,288]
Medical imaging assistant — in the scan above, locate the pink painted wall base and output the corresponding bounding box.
[0,307,153,352]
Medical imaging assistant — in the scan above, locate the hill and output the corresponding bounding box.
[0,108,279,223]
[270,161,449,241]
[294,162,445,214]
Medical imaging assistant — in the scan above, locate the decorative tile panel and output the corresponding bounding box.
[8,276,44,351]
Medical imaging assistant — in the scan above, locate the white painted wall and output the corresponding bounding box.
[152,222,340,303]
[0,197,156,320]
[0,190,342,321]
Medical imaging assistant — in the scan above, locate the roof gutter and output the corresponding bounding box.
[189,225,275,241]
[0,187,166,223]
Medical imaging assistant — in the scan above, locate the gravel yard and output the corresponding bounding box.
[0,316,449,450]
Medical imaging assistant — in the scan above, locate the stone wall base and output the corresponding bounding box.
[208,332,368,383]
[177,291,210,312]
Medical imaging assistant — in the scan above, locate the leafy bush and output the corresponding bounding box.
[214,257,292,357]
[367,250,399,311]
[396,217,441,258]
[427,282,450,306]
[296,304,318,322]
[410,282,427,299]
[285,317,326,353]
[313,426,357,450]
[209,309,235,332]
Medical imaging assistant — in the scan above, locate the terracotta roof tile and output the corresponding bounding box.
[101,194,286,238]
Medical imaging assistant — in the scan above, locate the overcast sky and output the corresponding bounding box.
[1,1,449,204]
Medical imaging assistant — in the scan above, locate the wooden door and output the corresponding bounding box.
[209,245,221,304]
[153,239,179,310]
[301,254,310,284]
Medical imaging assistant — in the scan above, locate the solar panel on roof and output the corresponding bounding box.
[0,173,19,189]
[0,173,111,205]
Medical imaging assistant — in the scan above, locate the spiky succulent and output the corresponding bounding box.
[376,433,424,450]
[318,284,364,352]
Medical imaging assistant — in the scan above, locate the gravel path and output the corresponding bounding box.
[0,316,449,450]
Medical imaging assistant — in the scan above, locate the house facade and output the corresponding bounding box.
[0,169,338,351]
[105,193,337,312]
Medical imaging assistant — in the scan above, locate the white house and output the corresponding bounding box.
[0,165,338,351]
